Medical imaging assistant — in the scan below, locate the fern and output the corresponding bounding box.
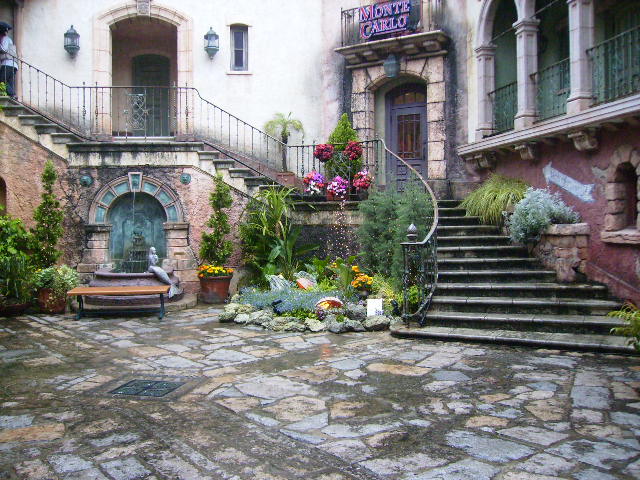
[460,175,528,225]
[609,302,640,352]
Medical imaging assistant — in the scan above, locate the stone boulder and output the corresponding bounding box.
[248,309,273,326]
[325,315,348,334]
[305,318,326,332]
[218,311,237,323]
[345,303,366,322]
[225,302,257,314]
[364,315,391,331]
[344,319,365,332]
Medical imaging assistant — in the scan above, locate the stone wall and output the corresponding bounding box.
[533,223,589,283]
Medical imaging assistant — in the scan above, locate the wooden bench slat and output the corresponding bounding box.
[68,286,170,296]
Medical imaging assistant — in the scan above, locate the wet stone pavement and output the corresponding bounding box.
[1,307,639,479]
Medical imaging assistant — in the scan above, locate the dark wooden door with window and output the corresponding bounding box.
[387,85,428,188]
[132,54,170,136]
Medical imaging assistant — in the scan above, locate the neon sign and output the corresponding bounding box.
[359,1,412,40]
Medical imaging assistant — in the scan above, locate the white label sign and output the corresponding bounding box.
[543,162,594,203]
[367,298,384,317]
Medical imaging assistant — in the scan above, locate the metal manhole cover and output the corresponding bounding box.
[109,380,185,397]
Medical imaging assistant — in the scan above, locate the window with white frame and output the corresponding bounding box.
[230,25,248,71]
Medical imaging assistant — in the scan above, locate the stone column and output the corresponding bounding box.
[475,44,496,140]
[566,0,594,114]
[77,224,112,276]
[513,18,539,129]
[164,222,199,293]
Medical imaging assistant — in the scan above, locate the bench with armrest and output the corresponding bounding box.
[67,285,170,320]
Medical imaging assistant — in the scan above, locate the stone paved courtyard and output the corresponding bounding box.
[1,307,639,479]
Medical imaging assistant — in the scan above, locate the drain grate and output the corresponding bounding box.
[109,380,185,397]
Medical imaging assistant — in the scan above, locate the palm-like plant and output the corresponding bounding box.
[264,112,304,171]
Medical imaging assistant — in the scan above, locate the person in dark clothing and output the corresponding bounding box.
[0,24,17,98]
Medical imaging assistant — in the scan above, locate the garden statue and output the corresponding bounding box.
[148,247,182,298]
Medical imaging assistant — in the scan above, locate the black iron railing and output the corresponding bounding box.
[533,57,570,121]
[588,26,640,105]
[341,0,443,47]
[489,81,517,133]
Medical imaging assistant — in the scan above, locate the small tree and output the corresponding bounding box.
[264,112,304,171]
[31,160,63,268]
[326,113,361,179]
[200,174,233,266]
[328,113,359,151]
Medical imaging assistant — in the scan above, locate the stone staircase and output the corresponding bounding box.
[0,97,279,196]
[392,199,635,354]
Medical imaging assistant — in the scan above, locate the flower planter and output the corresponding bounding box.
[199,276,232,304]
[276,171,296,187]
[37,288,66,314]
[326,191,345,202]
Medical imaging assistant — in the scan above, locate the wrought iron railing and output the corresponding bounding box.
[489,81,517,134]
[341,0,443,47]
[534,57,570,120]
[7,54,285,174]
[588,26,640,105]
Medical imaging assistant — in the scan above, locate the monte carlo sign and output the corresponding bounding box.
[359,1,412,40]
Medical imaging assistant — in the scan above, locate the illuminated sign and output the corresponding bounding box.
[359,1,412,40]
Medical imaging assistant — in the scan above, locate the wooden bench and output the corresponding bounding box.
[67,285,171,320]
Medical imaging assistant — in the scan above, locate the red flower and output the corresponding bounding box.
[313,144,335,163]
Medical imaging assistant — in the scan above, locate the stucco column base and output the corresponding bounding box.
[514,112,537,130]
[475,126,493,141]
[163,222,199,294]
[566,95,593,115]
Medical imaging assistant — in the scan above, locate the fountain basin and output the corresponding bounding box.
[86,269,183,305]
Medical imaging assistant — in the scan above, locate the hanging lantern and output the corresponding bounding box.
[204,27,219,59]
[64,25,80,56]
[383,53,400,78]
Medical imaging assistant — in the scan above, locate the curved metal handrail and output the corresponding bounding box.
[378,139,439,326]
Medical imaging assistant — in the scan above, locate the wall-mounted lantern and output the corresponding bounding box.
[64,25,80,56]
[204,27,219,59]
[383,53,400,78]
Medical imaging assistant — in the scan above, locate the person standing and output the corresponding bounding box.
[0,23,17,99]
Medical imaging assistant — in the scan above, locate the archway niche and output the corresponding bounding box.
[0,177,6,214]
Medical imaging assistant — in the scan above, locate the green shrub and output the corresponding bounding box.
[508,188,580,243]
[238,288,341,315]
[0,214,32,261]
[31,160,64,268]
[33,265,79,303]
[358,181,433,286]
[460,175,528,225]
[200,174,233,266]
[326,114,362,179]
[328,113,359,151]
[0,256,34,305]
[609,302,640,352]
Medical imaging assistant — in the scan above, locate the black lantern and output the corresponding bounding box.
[383,53,400,78]
[204,27,219,59]
[64,25,80,56]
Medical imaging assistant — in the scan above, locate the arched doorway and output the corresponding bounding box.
[108,192,167,272]
[386,84,428,186]
[132,54,171,136]
[0,176,6,214]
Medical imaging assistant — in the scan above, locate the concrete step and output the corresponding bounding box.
[430,295,621,316]
[197,150,222,161]
[2,104,31,116]
[438,245,528,258]
[50,132,82,144]
[439,269,557,283]
[437,199,460,208]
[212,159,236,169]
[18,114,46,126]
[435,282,610,299]
[438,216,481,226]
[438,257,540,270]
[438,207,467,217]
[34,123,62,134]
[437,235,511,247]
[390,325,635,354]
[228,168,253,178]
[437,225,501,236]
[244,176,277,188]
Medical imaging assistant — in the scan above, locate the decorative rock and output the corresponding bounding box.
[345,303,366,322]
[344,319,365,332]
[224,302,256,314]
[233,313,251,325]
[218,312,237,323]
[364,315,391,331]
[325,315,348,334]
[263,316,299,331]
[248,309,273,326]
[304,318,326,332]
[282,321,307,332]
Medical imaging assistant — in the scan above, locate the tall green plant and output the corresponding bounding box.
[200,174,233,265]
[460,175,528,225]
[0,214,32,260]
[264,112,304,171]
[0,256,33,305]
[328,113,359,151]
[31,160,64,268]
[326,114,361,179]
[239,187,315,282]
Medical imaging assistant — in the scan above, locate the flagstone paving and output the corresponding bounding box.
[0,306,639,479]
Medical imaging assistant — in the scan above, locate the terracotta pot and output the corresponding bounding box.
[0,302,29,317]
[276,171,297,187]
[37,288,66,314]
[326,191,345,202]
[199,276,232,304]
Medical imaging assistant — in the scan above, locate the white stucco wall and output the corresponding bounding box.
[16,0,354,145]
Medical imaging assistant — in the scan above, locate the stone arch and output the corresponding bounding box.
[475,0,534,48]
[93,2,193,88]
[89,174,184,225]
[604,145,640,231]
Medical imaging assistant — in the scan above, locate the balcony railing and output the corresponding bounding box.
[534,58,570,121]
[588,26,640,105]
[340,0,443,47]
[489,81,517,134]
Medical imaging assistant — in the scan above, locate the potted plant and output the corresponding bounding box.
[199,174,234,303]
[351,269,373,301]
[326,176,349,201]
[302,171,326,200]
[264,112,304,184]
[353,169,373,200]
[0,256,34,316]
[34,265,79,314]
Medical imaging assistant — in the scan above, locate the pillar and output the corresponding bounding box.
[475,44,496,140]
[566,0,594,114]
[513,18,539,129]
